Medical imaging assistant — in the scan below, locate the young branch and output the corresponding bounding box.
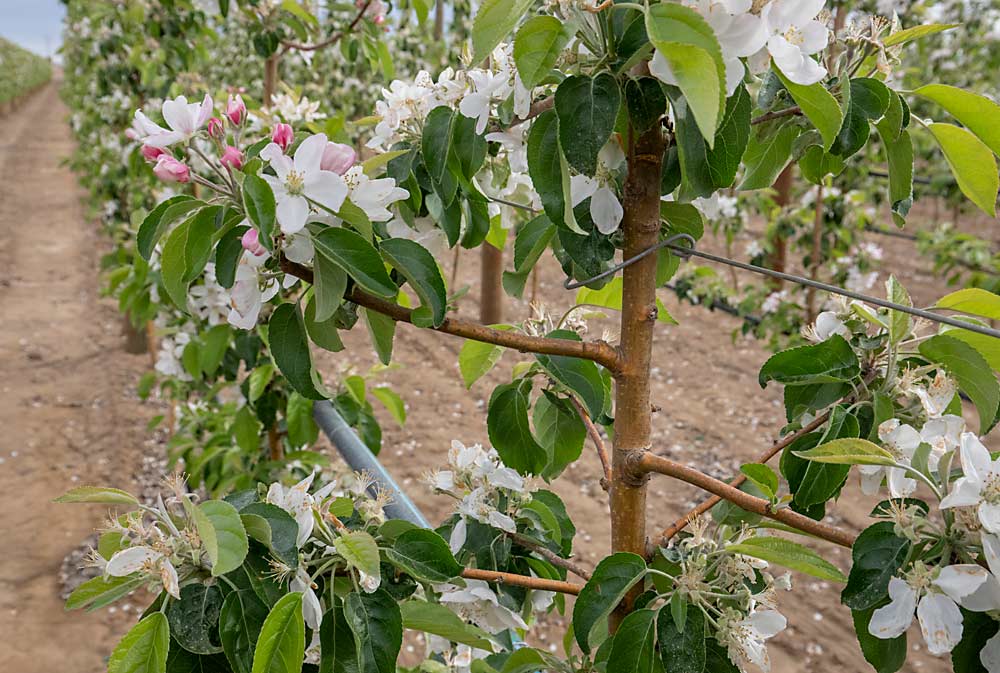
[279,0,373,53]
[657,411,832,544]
[568,395,612,489]
[461,568,582,595]
[279,256,623,371]
[637,452,856,549]
[508,532,593,581]
[751,106,803,126]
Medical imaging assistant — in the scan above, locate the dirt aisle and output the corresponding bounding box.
[0,83,156,672]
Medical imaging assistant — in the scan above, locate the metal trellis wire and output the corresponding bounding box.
[563,233,1000,340]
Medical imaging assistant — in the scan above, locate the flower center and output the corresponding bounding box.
[981,472,1000,504]
[784,25,805,46]
[285,169,306,196]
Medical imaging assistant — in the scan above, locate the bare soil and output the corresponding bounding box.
[2,82,993,672]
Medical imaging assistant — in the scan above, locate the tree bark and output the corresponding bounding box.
[766,165,794,281]
[479,243,504,325]
[610,122,665,628]
[263,55,279,107]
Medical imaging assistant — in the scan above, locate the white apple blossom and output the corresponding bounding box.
[260,134,349,235]
[266,468,338,546]
[570,139,625,234]
[758,0,829,85]
[291,567,324,630]
[227,252,280,330]
[436,579,529,634]
[105,545,181,600]
[910,371,958,418]
[133,94,214,148]
[869,564,989,655]
[387,215,449,260]
[718,607,787,672]
[940,433,1000,533]
[859,419,920,497]
[344,166,410,222]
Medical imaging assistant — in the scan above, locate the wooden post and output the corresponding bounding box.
[263,54,279,107]
[479,243,504,325]
[767,165,794,281]
[609,121,664,628]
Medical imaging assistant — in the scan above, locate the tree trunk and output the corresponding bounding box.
[263,55,279,107]
[806,183,824,322]
[767,165,794,281]
[479,243,504,325]
[434,0,444,41]
[610,122,665,628]
[121,314,148,354]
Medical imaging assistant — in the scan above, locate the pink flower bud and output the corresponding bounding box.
[141,144,165,162]
[226,94,246,126]
[320,142,357,175]
[374,13,385,24]
[152,155,190,183]
[241,228,267,256]
[221,145,244,170]
[271,123,293,151]
[207,116,225,140]
[125,128,139,141]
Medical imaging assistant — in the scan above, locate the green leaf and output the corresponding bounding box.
[953,609,1000,673]
[646,2,725,145]
[792,437,895,466]
[739,123,798,190]
[371,387,406,426]
[666,86,715,200]
[197,500,250,576]
[161,208,218,309]
[883,23,957,46]
[799,145,845,185]
[607,608,657,673]
[109,613,170,673]
[65,574,143,612]
[739,464,779,499]
[399,601,494,651]
[487,379,547,475]
[319,608,359,673]
[270,303,326,401]
[832,78,890,159]
[503,215,554,298]
[927,122,999,217]
[513,16,573,90]
[313,250,348,323]
[304,296,345,352]
[573,552,647,653]
[220,586,269,673]
[555,74,621,175]
[459,335,508,388]
[334,530,382,578]
[313,228,397,298]
[362,307,395,365]
[533,391,586,480]
[527,110,570,230]
[286,391,320,447]
[55,486,138,505]
[886,276,912,346]
[727,536,847,582]
[449,113,488,181]
[758,334,860,387]
[706,85,751,188]
[251,593,305,673]
[936,288,1000,321]
[345,590,403,673]
[774,67,843,151]
[422,106,455,184]
[167,584,225,655]
[920,334,1000,432]
[842,522,910,611]
[625,77,668,134]
[878,127,913,226]
[913,84,1000,156]
[946,326,1000,373]
[242,175,277,249]
[656,604,705,673]
[380,238,447,327]
[471,0,535,64]
[137,196,198,261]
[215,224,250,289]
[387,529,463,582]
[534,331,606,420]
[240,502,299,568]
[852,607,906,673]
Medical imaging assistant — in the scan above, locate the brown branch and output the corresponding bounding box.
[508,96,554,128]
[568,396,612,489]
[657,411,832,544]
[638,453,855,548]
[461,568,582,595]
[751,106,803,126]
[280,256,623,372]
[279,0,373,54]
[508,532,593,581]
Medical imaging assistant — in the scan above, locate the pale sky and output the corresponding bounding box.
[1,0,65,59]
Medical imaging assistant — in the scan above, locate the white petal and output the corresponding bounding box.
[981,631,1000,672]
[859,465,884,495]
[958,575,1000,613]
[962,433,993,482]
[294,134,328,175]
[767,0,824,30]
[869,578,916,639]
[161,96,193,134]
[799,20,830,54]
[724,56,747,96]
[450,517,468,554]
[887,467,917,498]
[277,196,310,235]
[934,565,989,602]
[917,593,964,655]
[106,546,162,577]
[569,175,598,207]
[720,13,767,57]
[649,50,678,87]
[160,560,181,599]
[301,586,323,630]
[940,477,983,509]
[304,171,348,213]
[981,502,1000,535]
[591,187,624,235]
[749,610,787,638]
[984,533,1000,578]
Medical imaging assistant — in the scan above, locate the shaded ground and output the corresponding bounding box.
[0,83,159,672]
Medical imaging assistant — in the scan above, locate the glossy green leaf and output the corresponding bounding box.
[198,500,250,576]
[842,522,910,611]
[607,608,657,673]
[883,23,957,46]
[792,437,895,466]
[270,303,326,400]
[555,74,621,175]
[487,379,547,475]
[914,84,1000,156]
[513,16,573,90]
[533,391,586,480]
[167,584,225,655]
[573,552,647,653]
[55,486,138,505]
[345,590,403,673]
[471,0,535,64]
[774,67,843,150]
[386,529,463,582]
[459,335,508,388]
[936,288,1000,321]
[739,123,798,190]
[920,334,1000,432]
[109,613,171,673]
[727,536,847,582]
[380,238,447,327]
[927,122,999,216]
[656,604,705,673]
[242,175,276,249]
[251,593,305,673]
[758,334,860,387]
[852,606,906,673]
[220,585,269,673]
[399,601,494,651]
[137,196,198,261]
[313,227,397,298]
